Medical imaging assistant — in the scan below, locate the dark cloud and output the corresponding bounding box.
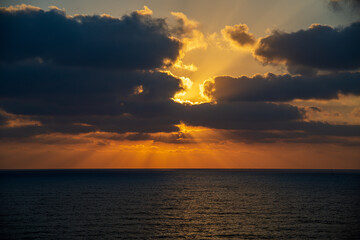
[0,112,6,126]
[0,60,305,138]
[3,106,360,147]
[184,114,360,138]
[2,98,360,146]
[0,5,359,147]
[87,131,195,144]
[222,129,360,146]
[238,121,360,137]
[222,24,256,47]
[186,120,360,145]
[0,101,304,135]
[0,63,306,135]
[328,0,360,12]
[0,62,182,116]
[180,102,303,129]
[0,5,181,70]
[202,72,360,102]
[0,59,357,145]
[254,22,360,73]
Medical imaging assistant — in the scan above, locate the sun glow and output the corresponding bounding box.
[166,70,210,105]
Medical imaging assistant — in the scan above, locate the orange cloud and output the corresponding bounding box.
[0,109,42,128]
[136,5,153,15]
[170,12,207,72]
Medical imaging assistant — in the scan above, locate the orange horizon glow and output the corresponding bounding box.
[1,123,359,169]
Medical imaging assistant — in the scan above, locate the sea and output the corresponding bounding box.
[0,169,359,239]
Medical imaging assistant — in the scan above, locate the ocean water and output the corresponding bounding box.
[0,169,359,239]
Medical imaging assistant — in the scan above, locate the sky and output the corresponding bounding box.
[0,0,359,169]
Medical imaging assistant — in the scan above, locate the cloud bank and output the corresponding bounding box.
[0,5,359,147]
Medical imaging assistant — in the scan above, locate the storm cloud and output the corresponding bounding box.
[0,5,181,70]
[254,21,360,73]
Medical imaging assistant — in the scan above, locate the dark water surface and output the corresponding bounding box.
[0,169,359,239]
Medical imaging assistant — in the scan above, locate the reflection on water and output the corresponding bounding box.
[1,169,359,239]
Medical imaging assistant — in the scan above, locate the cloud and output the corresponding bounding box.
[206,121,360,145]
[0,60,306,138]
[0,62,183,116]
[0,4,181,70]
[0,109,41,128]
[0,5,359,147]
[136,5,153,16]
[220,129,360,146]
[1,91,359,145]
[85,131,195,144]
[328,0,360,12]
[221,24,256,48]
[0,59,306,136]
[171,11,207,52]
[0,60,357,145]
[170,11,207,71]
[180,102,303,129]
[254,21,360,73]
[350,107,360,118]
[202,72,360,102]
